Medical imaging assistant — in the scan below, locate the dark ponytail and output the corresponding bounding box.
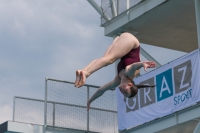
[129,82,156,98]
[136,84,156,89]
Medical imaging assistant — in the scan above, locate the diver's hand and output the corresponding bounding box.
[87,100,91,111]
[143,61,156,72]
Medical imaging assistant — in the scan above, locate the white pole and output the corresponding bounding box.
[195,0,200,48]
[109,0,117,17]
[87,0,111,21]
[127,0,130,10]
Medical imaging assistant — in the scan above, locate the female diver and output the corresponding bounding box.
[74,32,156,110]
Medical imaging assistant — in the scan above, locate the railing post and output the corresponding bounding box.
[43,78,48,133]
[12,96,16,121]
[87,86,89,132]
[53,103,55,126]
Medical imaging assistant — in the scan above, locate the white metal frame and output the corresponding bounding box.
[109,0,117,17]
[195,0,200,48]
[103,0,167,35]
[87,0,111,21]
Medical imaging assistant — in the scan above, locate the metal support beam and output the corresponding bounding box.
[109,0,117,17]
[193,120,200,133]
[87,0,111,21]
[140,46,161,67]
[195,0,200,48]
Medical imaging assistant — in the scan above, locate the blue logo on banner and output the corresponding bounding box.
[156,69,174,101]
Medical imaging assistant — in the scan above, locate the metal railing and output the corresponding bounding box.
[13,78,118,133]
[101,0,146,25]
[44,78,118,133]
[13,79,118,133]
[13,97,44,125]
[13,97,118,132]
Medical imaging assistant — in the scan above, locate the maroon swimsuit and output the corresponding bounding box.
[117,46,140,75]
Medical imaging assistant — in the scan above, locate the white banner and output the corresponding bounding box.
[117,49,200,130]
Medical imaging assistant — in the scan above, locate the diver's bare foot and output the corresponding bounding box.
[77,70,88,88]
[75,70,81,87]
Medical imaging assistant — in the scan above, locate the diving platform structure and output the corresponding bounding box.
[1,102,200,133]
[89,0,200,52]
[87,0,200,133]
[1,0,200,133]
[1,79,118,133]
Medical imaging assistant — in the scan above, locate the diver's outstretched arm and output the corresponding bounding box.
[87,75,120,110]
[125,61,156,78]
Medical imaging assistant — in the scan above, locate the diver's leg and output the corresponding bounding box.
[75,36,119,87]
[77,33,139,87]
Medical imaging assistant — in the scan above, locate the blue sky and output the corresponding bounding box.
[0,0,187,124]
